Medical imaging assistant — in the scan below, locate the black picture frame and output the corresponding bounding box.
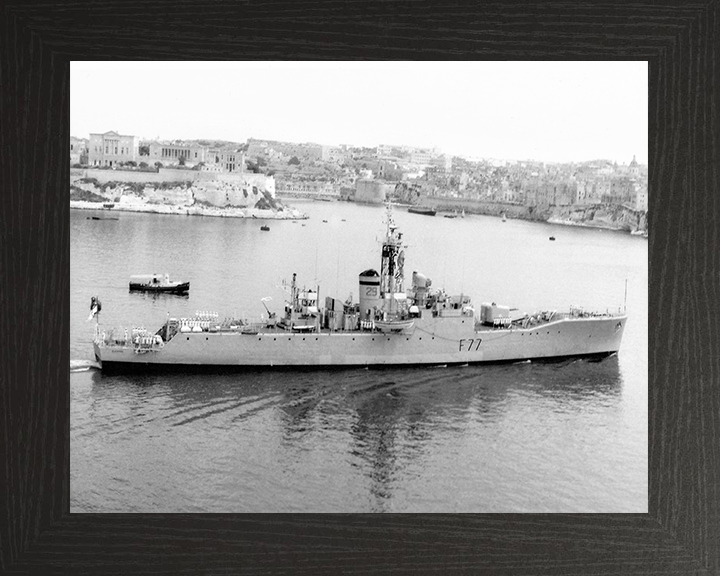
[2,1,718,574]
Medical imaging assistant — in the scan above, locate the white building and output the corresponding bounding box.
[88,131,138,167]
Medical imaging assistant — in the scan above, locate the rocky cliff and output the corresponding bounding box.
[70,177,285,212]
[546,204,647,232]
[418,197,647,233]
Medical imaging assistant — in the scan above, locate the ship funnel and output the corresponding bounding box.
[411,271,431,306]
[412,271,429,288]
[359,269,381,321]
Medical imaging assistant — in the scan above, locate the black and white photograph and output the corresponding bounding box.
[70,61,648,513]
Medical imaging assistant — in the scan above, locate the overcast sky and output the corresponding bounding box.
[71,61,647,164]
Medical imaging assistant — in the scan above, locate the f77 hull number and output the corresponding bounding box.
[459,338,482,352]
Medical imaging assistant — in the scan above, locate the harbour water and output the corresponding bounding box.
[70,201,647,512]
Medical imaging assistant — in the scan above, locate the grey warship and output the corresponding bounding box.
[93,204,627,371]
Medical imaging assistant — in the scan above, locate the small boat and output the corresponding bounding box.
[374,319,415,333]
[87,216,119,221]
[461,209,465,218]
[502,213,507,222]
[444,214,457,219]
[322,220,328,223]
[129,273,190,294]
[290,324,316,333]
[103,203,115,209]
[407,206,436,216]
[549,236,556,241]
[260,225,270,231]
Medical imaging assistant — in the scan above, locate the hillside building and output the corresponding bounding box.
[88,131,138,167]
[70,137,88,165]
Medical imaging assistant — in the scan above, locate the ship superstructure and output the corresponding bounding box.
[93,204,627,371]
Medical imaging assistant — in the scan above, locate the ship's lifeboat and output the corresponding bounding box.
[374,319,414,333]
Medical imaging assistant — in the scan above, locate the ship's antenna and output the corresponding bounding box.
[624,279,628,313]
[460,241,466,295]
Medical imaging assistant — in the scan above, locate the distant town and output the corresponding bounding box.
[70,131,648,232]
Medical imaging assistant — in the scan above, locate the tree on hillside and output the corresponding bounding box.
[288,156,300,166]
[154,162,163,169]
[178,155,186,166]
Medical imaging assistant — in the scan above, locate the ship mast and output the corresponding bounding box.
[380,203,405,310]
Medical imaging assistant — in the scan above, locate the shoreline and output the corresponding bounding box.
[70,201,309,220]
[417,199,647,236]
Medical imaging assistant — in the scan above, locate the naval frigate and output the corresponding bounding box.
[93,203,627,371]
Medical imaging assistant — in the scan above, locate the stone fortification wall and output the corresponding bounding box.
[73,168,275,196]
[421,196,647,232]
[355,179,394,204]
[71,168,276,209]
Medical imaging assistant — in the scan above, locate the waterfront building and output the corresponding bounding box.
[275,178,337,198]
[635,185,648,212]
[70,136,88,165]
[207,147,245,173]
[145,141,209,167]
[355,179,393,204]
[88,131,138,167]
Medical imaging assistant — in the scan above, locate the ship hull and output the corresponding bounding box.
[407,207,436,216]
[129,282,190,294]
[95,315,626,372]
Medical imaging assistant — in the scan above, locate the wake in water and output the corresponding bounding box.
[70,359,101,372]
